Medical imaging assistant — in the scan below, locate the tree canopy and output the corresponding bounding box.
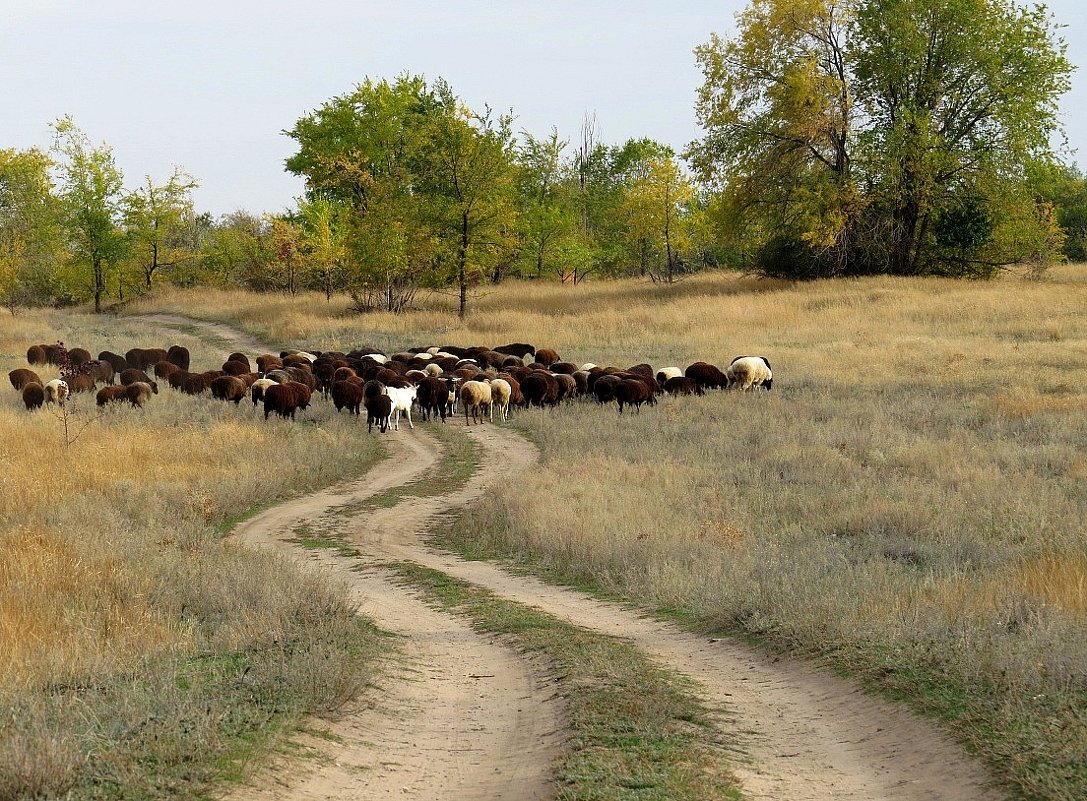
[689,0,1073,279]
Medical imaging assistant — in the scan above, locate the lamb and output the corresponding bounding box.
[460,380,492,425]
[726,356,773,391]
[489,378,512,422]
[9,368,41,391]
[384,385,417,430]
[44,378,69,406]
[125,381,156,408]
[365,393,392,433]
[22,382,44,410]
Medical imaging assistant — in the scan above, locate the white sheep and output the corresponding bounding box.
[580,362,598,371]
[489,378,512,422]
[383,385,417,430]
[250,377,279,406]
[364,353,389,365]
[726,356,773,391]
[459,380,492,425]
[44,378,69,406]
[293,351,318,363]
[655,367,683,386]
[423,362,443,377]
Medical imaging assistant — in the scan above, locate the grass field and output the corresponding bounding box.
[5,265,1086,800]
[125,267,1087,800]
[0,312,387,799]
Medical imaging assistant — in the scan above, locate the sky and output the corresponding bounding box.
[3,0,1085,217]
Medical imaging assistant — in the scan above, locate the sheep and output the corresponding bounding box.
[534,348,560,368]
[287,381,313,411]
[9,368,41,391]
[263,383,300,420]
[26,345,47,365]
[494,343,536,360]
[384,384,417,430]
[167,345,191,370]
[685,361,729,390]
[120,368,154,386]
[614,378,651,414]
[416,376,449,422]
[251,377,278,406]
[520,371,558,407]
[227,352,252,372]
[125,381,156,408]
[365,393,392,433]
[68,347,92,366]
[664,376,704,396]
[90,360,115,385]
[211,375,248,404]
[96,385,128,407]
[423,362,443,377]
[126,347,168,371]
[256,354,283,374]
[44,378,69,406]
[221,359,250,377]
[22,382,44,410]
[656,367,683,386]
[331,380,364,415]
[65,372,96,393]
[580,363,598,372]
[726,356,773,391]
[154,360,181,381]
[489,378,512,422]
[593,373,622,405]
[460,380,492,425]
[98,350,130,374]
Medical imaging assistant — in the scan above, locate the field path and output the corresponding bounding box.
[142,314,1003,801]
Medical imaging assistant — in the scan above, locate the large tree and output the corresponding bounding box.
[690,0,1072,278]
[51,117,127,312]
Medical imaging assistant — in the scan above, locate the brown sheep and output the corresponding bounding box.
[125,381,156,408]
[68,347,92,366]
[96,385,128,407]
[331,380,363,415]
[167,345,190,370]
[493,343,536,360]
[26,345,47,365]
[664,376,704,396]
[256,354,283,374]
[549,361,578,375]
[65,372,96,393]
[98,350,129,374]
[126,347,168,370]
[9,368,41,391]
[90,360,115,385]
[221,359,250,376]
[534,348,560,367]
[120,368,154,386]
[22,382,44,410]
[154,360,181,380]
[227,352,251,371]
[685,361,729,390]
[286,381,312,411]
[210,375,248,404]
[614,378,651,414]
[263,383,299,420]
[365,393,392,433]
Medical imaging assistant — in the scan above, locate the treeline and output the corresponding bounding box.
[1,0,1084,316]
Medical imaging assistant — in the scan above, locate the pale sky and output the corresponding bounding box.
[3,1,1084,217]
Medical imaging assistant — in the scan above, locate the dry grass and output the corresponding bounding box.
[120,265,1087,799]
[0,308,386,798]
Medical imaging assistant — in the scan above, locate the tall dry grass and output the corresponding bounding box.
[0,310,385,799]
[130,266,1087,800]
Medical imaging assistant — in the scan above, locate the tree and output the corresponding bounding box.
[297,197,348,301]
[51,117,127,312]
[620,150,697,282]
[417,97,519,315]
[200,211,271,288]
[0,148,62,313]
[690,0,1072,278]
[123,168,198,290]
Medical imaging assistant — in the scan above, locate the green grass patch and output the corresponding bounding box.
[287,523,361,558]
[392,561,743,801]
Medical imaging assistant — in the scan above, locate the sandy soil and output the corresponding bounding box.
[143,315,1003,801]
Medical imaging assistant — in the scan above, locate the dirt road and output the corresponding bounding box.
[144,315,1002,801]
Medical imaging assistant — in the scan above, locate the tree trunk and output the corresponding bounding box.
[93,256,103,314]
[458,211,469,318]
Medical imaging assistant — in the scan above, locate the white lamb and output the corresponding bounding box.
[726,356,773,391]
[44,378,69,406]
[383,385,418,430]
[489,378,512,422]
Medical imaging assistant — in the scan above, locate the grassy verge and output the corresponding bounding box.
[392,562,743,801]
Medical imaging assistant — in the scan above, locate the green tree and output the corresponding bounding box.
[123,168,199,290]
[691,0,1072,278]
[201,211,272,288]
[51,116,127,312]
[297,196,348,301]
[620,151,697,282]
[0,147,62,313]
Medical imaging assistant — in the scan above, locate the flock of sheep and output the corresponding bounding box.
[9,340,773,430]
